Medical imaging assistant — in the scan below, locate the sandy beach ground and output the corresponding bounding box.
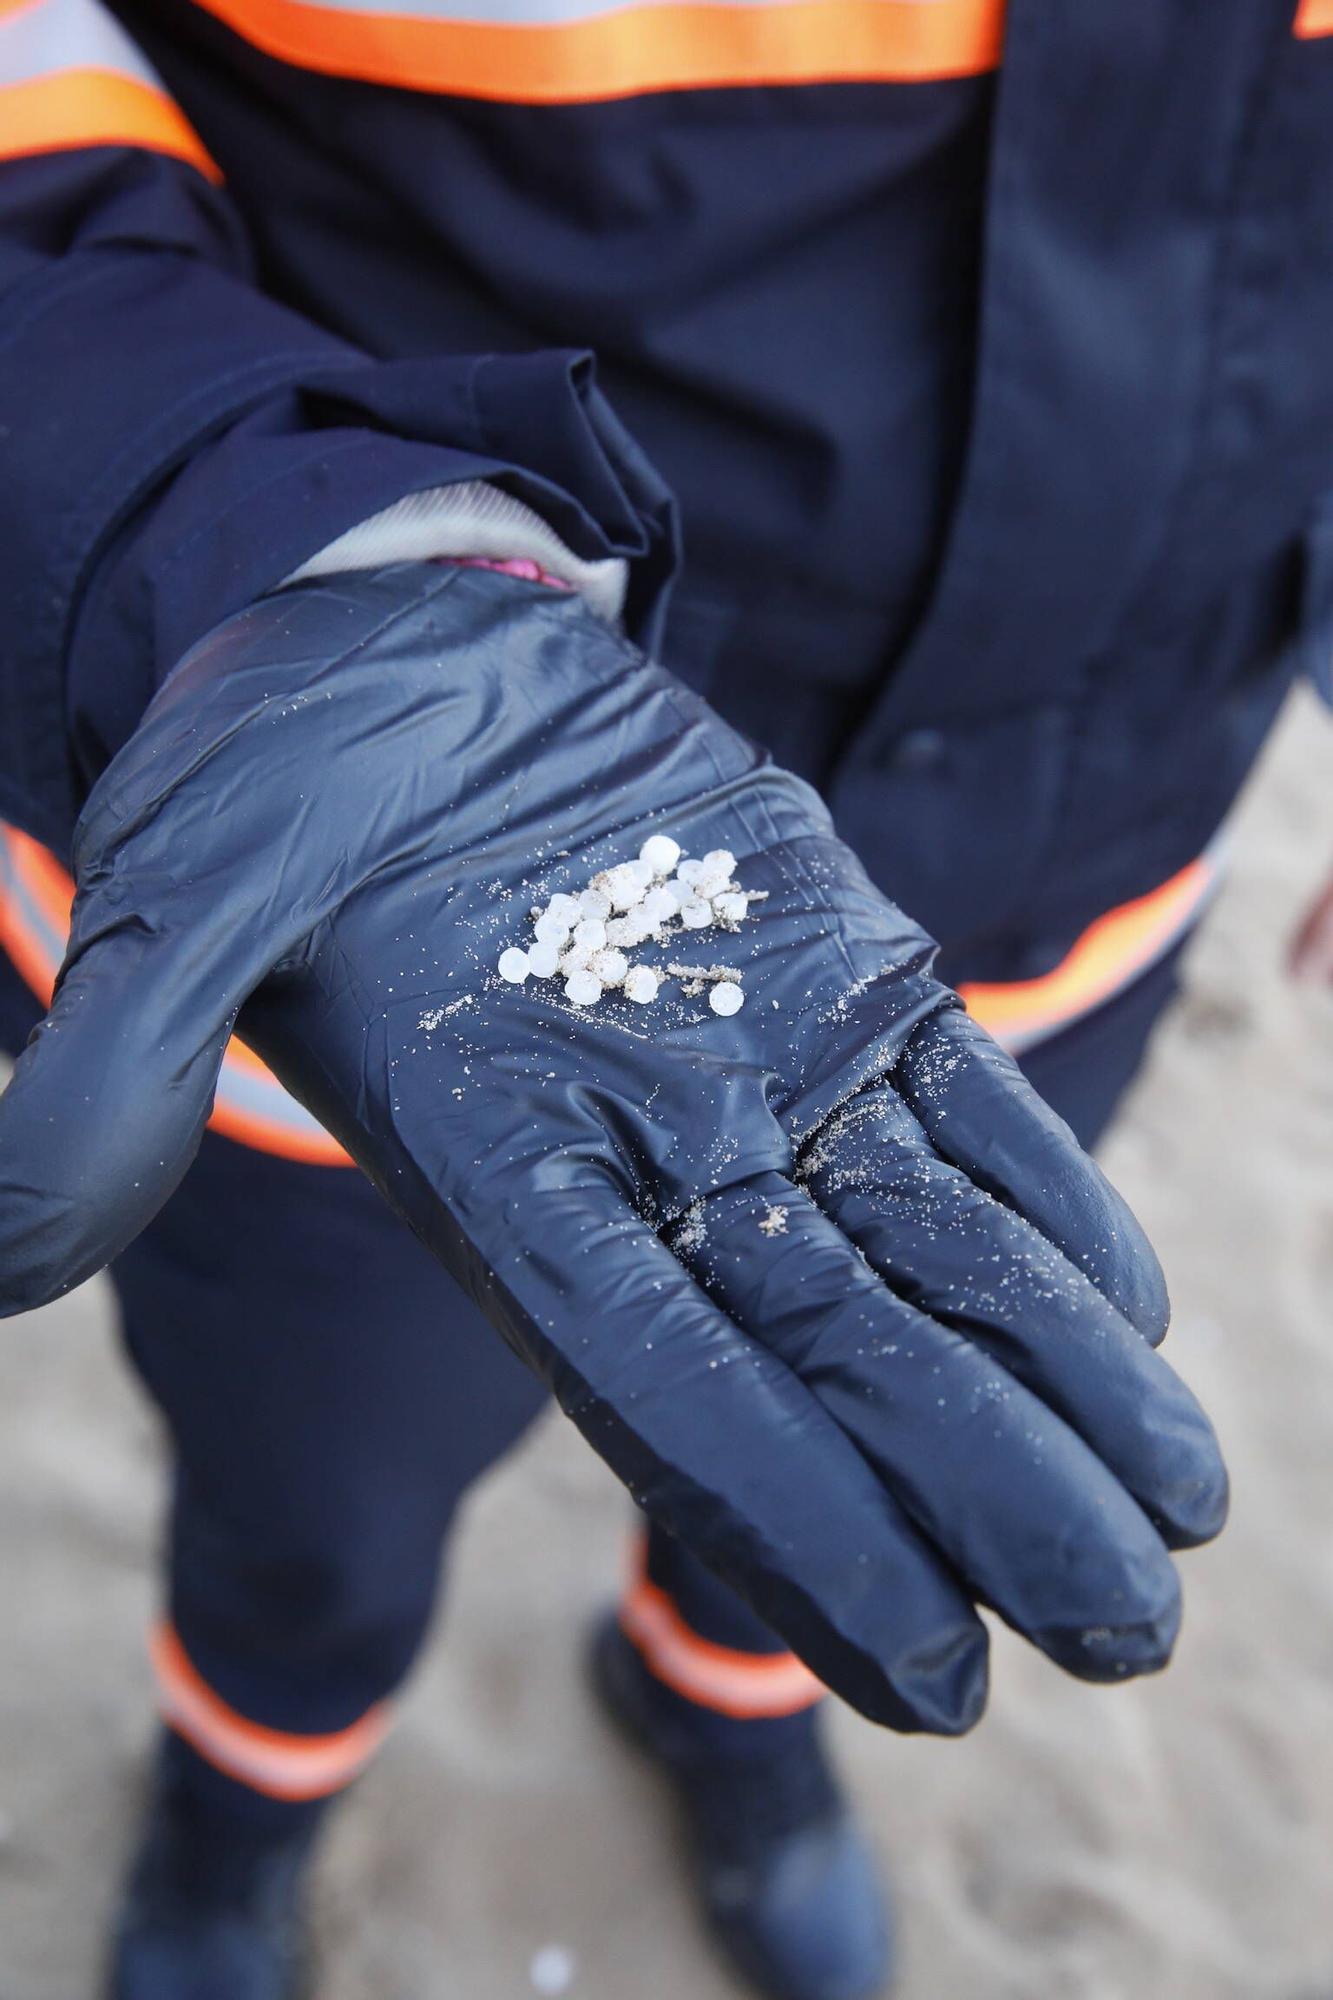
[1,694,1330,2000]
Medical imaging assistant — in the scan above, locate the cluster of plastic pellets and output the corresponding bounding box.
[496,834,761,1012]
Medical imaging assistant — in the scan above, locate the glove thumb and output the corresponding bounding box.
[0,882,237,1314]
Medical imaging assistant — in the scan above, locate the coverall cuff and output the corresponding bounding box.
[286,480,629,624]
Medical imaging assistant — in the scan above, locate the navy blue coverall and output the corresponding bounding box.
[2,0,1332,1813]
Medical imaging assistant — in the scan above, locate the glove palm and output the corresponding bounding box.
[0,564,1226,1728]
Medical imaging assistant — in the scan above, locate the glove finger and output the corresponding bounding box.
[290,988,985,1733]
[800,1086,1227,1550]
[676,1172,1184,1684]
[895,1006,1171,1344]
[0,905,238,1314]
[414,1179,990,1736]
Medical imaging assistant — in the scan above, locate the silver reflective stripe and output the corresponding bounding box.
[0,827,65,975]
[258,0,820,20]
[0,0,168,89]
[210,1052,335,1142]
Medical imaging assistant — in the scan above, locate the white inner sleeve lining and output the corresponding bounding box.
[283,481,628,625]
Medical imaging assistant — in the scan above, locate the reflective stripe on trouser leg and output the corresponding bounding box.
[619,1530,825,1719]
[113,1129,546,1796]
[150,1620,392,1802]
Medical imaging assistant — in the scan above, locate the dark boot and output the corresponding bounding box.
[107,1735,321,2000]
[589,1614,893,2000]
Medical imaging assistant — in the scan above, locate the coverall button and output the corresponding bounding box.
[885,728,948,774]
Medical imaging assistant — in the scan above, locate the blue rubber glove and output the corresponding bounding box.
[0,564,1226,1730]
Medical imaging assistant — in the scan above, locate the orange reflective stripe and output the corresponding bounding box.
[0,824,71,1005]
[958,849,1221,1054]
[191,0,1004,105]
[1295,0,1333,37]
[620,1555,824,1719]
[2,0,220,175]
[0,822,352,1166]
[150,1621,391,1800]
[199,1027,354,1164]
[204,1051,355,1166]
[0,67,221,174]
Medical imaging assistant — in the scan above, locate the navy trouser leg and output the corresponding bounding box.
[2,944,552,1815]
[111,1132,549,1807]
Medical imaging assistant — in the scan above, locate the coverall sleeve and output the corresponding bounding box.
[0,0,676,854]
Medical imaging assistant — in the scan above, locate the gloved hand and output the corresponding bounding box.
[0,563,1226,1731]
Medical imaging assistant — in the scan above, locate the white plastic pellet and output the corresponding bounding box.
[640,886,678,927]
[526,941,562,978]
[498,831,756,1019]
[595,864,645,913]
[639,834,681,877]
[564,970,603,1006]
[591,947,629,986]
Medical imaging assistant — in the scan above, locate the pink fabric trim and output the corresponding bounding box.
[438,555,573,591]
